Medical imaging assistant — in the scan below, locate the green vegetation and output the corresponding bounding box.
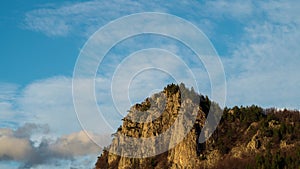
[212,106,300,169]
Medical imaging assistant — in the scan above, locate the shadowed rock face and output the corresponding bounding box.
[95,84,300,169]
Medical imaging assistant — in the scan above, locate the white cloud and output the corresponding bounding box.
[16,77,80,135]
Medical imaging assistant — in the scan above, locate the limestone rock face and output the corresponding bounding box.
[95,84,213,169]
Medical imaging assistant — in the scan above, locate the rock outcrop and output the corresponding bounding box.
[95,84,300,169]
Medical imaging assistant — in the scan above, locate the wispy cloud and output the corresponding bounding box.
[0,83,26,129]
[223,0,300,108]
[23,0,167,37]
[23,0,225,38]
[202,0,255,19]
[12,0,299,122]
[0,83,19,101]
[21,0,300,109]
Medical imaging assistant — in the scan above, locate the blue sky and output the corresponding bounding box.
[1,0,300,168]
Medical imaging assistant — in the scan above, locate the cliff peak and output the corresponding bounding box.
[95,84,300,169]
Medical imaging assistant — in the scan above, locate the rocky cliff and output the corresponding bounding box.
[95,84,300,169]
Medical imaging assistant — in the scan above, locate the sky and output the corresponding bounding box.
[1,0,300,168]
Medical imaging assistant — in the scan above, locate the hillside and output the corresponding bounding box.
[95,84,300,169]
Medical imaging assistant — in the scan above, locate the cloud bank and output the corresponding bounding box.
[0,123,103,169]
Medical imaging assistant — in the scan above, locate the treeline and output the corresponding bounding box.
[164,83,218,116]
